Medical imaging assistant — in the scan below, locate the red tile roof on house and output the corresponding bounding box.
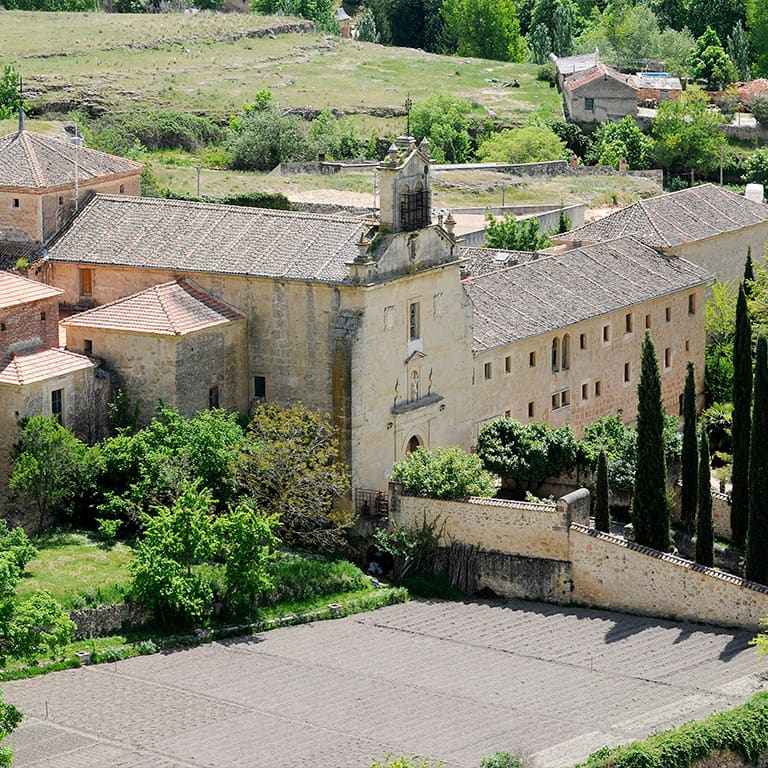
[0,130,143,190]
[48,195,370,283]
[564,62,638,93]
[61,279,245,336]
[0,346,94,385]
[0,271,62,310]
[556,184,768,248]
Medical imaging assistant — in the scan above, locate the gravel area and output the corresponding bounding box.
[6,598,767,768]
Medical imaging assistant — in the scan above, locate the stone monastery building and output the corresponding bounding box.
[0,126,716,510]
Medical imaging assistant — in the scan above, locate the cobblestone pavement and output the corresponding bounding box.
[6,599,767,768]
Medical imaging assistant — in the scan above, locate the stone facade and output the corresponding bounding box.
[564,64,638,124]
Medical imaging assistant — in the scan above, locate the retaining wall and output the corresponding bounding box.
[70,602,154,641]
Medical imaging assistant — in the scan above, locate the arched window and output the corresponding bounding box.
[407,435,422,453]
[562,334,570,370]
[551,337,560,372]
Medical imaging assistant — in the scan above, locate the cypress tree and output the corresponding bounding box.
[731,282,752,548]
[695,427,714,567]
[632,331,671,551]
[595,449,610,533]
[744,247,755,297]
[746,335,768,584]
[680,361,698,533]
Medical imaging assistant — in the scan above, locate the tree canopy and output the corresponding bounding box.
[442,0,527,61]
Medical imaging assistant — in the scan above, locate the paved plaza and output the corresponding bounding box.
[6,598,768,768]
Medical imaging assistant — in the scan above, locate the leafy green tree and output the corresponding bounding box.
[727,20,753,80]
[652,87,727,178]
[695,427,714,567]
[391,446,497,499]
[477,417,576,492]
[364,0,446,51]
[10,416,99,532]
[747,0,768,76]
[745,247,756,287]
[529,0,577,56]
[595,449,610,533]
[689,27,738,89]
[442,0,527,62]
[632,332,671,552]
[356,7,380,42]
[252,0,337,32]
[0,689,21,768]
[681,361,698,533]
[484,214,552,250]
[704,279,737,404]
[477,126,566,163]
[409,95,473,163]
[308,109,364,160]
[528,23,552,63]
[0,63,26,121]
[747,335,768,584]
[732,282,752,548]
[681,0,746,42]
[589,116,654,170]
[238,402,350,550]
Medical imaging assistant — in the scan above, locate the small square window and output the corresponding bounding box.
[645,314,651,329]
[585,97,595,111]
[504,409,511,417]
[484,362,492,380]
[505,355,512,374]
[595,380,602,397]
[582,383,589,401]
[12,198,19,208]
[40,311,46,321]
[562,389,570,407]
[254,376,266,399]
[208,385,220,409]
[625,313,633,333]
[624,362,630,383]
[665,306,671,322]
[664,347,672,368]
[603,324,610,342]
[83,339,93,355]
[528,401,535,418]
[580,333,586,350]
[552,393,560,410]
[688,293,696,314]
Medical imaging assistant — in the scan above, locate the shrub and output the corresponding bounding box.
[753,95,768,126]
[266,554,369,605]
[481,754,522,768]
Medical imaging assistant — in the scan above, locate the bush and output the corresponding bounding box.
[536,62,557,84]
[753,95,768,126]
[109,111,224,152]
[228,107,312,171]
[266,554,369,605]
[481,754,522,768]
[391,446,497,499]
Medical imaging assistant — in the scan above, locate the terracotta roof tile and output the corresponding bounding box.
[0,271,62,310]
[0,346,94,385]
[564,62,638,93]
[0,131,143,190]
[48,195,370,283]
[557,184,768,248]
[62,279,245,335]
[0,241,45,270]
[462,237,711,350]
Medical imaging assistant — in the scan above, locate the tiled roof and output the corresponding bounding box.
[0,271,62,310]
[564,62,638,93]
[0,241,45,271]
[557,184,768,248]
[458,246,540,277]
[632,74,682,91]
[0,346,94,386]
[62,279,245,336]
[0,130,143,190]
[462,237,711,350]
[48,195,370,283]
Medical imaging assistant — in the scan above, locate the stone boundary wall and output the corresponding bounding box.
[70,602,154,641]
[277,160,378,176]
[290,201,375,217]
[673,483,732,541]
[569,524,768,630]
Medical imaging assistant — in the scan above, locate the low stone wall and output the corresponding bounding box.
[672,483,732,541]
[433,160,567,177]
[569,525,768,630]
[392,494,575,561]
[473,551,572,601]
[70,602,155,641]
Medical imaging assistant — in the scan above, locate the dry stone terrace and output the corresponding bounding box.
[6,598,768,768]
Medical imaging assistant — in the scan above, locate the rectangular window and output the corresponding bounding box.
[484,362,492,380]
[504,409,511,417]
[505,355,512,374]
[529,351,536,367]
[80,268,93,296]
[685,338,690,352]
[409,301,420,341]
[603,324,610,342]
[665,306,671,322]
[679,393,685,415]
[528,401,535,418]
[625,313,633,333]
[624,362,631,383]
[254,376,266,399]
[51,388,63,424]
[12,198,19,208]
[582,383,589,401]
[0,323,5,332]
[119,184,125,194]
[595,380,602,397]
[664,347,672,368]
[645,314,651,329]
[58,196,64,206]
[208,386,220,409]
[562,389,570,407]
[585,97,595,111]
[40,311,46,321]
[83,339,93,355]
[551,393,560,410]
[688,293,696,314]
[580,333,586,350]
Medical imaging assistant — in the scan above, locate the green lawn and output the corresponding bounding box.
[16,530,133,609]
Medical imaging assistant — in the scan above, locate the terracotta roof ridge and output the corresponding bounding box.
[60,279,177,323]
[19,132,47,188]
[154,283,181,335]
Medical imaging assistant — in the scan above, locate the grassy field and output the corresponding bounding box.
[15,530,132,609]
[2,10,561,132]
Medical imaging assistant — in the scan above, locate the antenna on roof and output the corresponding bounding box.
[18,74,25,133]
